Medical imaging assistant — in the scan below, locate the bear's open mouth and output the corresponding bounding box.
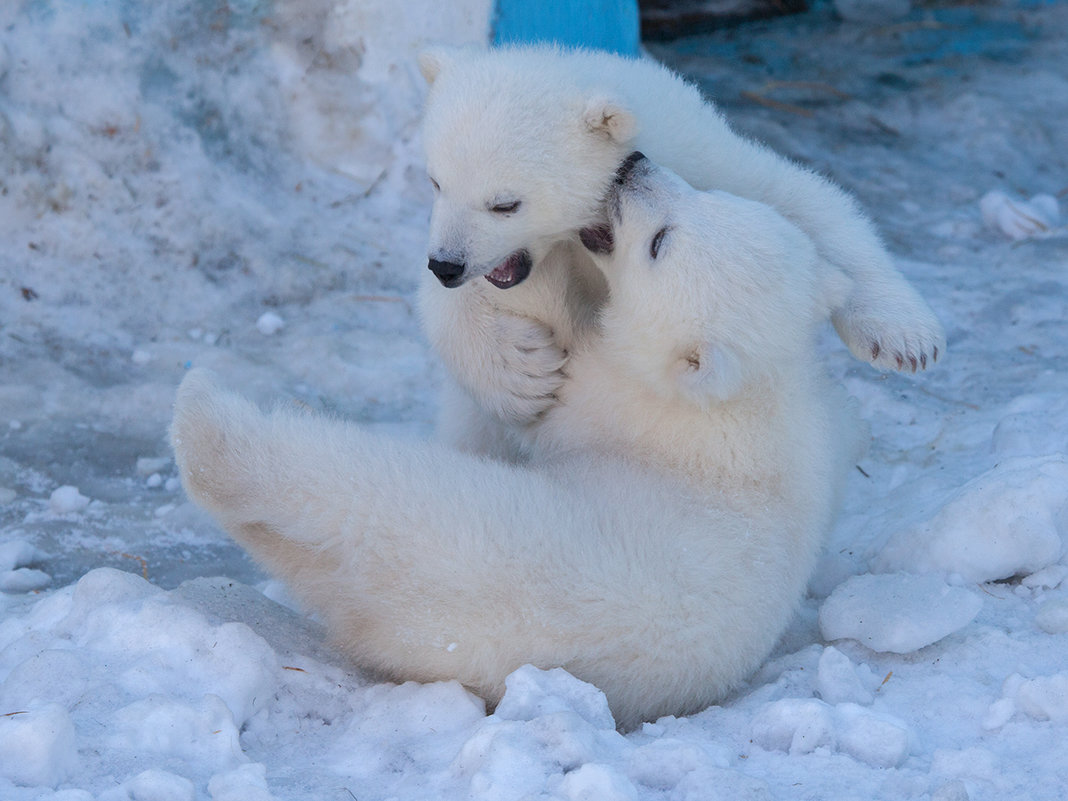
[485,249,532,289]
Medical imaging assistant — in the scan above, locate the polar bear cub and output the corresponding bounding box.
[171,156,863,730]
[417,45,943,461]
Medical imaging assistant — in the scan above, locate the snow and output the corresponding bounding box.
[979,190,1061,240]
[819,572,983,653]
[873,455,1068,583]
[1,0,1068,798]
[48,486,91,515]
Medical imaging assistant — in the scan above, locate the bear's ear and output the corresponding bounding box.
[418,47,453,85]
[583,97,637,143]
[679,342,746,404]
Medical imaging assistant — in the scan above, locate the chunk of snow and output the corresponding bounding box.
[256,311,285,336]
[0,703,79,788]
[820,573,982,653]
[1015,673,1068,723]
[1035,599,1068,634]
[980,190,1060,240]
[1021,564,1068,590]
[752,698,911,767]
[107,694,245,771]
[0,567,52,593]
[751,698,836,755]
[207,763,274,801]
[559,762,639,801]
[136,456,171,476]
[101,770,195,801]
[834,703,912,768]
[816,646,875,706]
[495,665,616,730]
[0,539,47,572]
[875,456,1068,583]
[48,485,90,514]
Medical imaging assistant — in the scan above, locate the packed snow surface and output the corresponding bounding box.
[2,0,1068,799]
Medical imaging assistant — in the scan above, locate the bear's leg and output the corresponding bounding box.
[832,269,945,372]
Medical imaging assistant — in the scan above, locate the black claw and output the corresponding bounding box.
[908,355,918,372]
[932,346,940,362]
[920,353,927,369]
[871,342,881,361]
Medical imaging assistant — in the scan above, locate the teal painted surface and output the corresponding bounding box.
[493,0,640,56]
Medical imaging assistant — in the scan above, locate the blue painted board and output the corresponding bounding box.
[493,0,640,56]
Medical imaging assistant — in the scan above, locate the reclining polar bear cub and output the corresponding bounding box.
[417,45,942,461]
[171,157,864,729]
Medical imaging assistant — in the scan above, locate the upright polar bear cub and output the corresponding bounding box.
[417,45,943,460]
[171,156,865,730]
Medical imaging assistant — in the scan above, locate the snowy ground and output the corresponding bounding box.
[1,0,1067,799]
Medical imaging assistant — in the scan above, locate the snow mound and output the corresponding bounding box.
[874,456,1068,583]
[819,572,983,653]
[0,568,292,794]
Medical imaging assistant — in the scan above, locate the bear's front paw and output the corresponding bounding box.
[482,314,569,425]
[834,293,946,374]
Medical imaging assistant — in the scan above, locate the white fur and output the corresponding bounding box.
[171,163,865,730]
[417,44,944,459]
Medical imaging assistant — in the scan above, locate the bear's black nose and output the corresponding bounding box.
[428,258,466,288]
[614,151,647,185]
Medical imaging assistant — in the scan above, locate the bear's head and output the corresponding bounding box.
[418,46,637,289]
[581,153,850,405]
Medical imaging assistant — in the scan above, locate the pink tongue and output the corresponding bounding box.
[487,258,516,286]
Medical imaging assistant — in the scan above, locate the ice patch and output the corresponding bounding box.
[874,456,1068,583]
[819,573,982,653]
[834,0,911,23]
